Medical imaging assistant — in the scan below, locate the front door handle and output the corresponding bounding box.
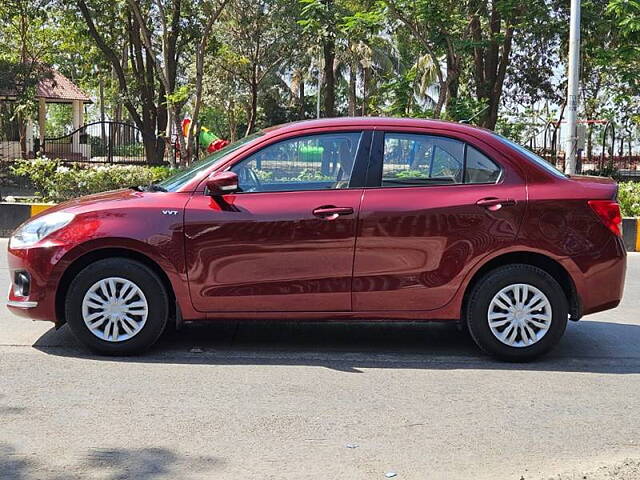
[312,206,354,220]
[476,197,516,211]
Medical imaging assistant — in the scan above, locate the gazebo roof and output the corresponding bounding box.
[37,69,92,103]
[0,67,92,104]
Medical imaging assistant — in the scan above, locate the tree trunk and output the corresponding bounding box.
[361,65,369,116]
[99,78,106,144]
[141,130,158,165]
[433,80,447,118]
[323,40,336,117]
[18,116,27,159]
[446,53,459,106]
[228,98,237,142]
[485,97,500,131]
[348,61,357,116]
[245,77,258,136]
[619,136,624,157]
[298,80,305,120]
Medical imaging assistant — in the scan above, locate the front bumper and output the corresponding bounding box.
[7,300,39,308]
[6,241,72,323]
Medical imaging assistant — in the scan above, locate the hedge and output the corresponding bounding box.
[10,158,177,203]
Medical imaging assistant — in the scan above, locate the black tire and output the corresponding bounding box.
[465,264,568,362]
[65,258,169,355]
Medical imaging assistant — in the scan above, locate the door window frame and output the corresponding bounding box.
[210,129,373,195]
[365,130,504,189]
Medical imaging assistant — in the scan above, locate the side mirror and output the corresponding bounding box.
[206,171,239,196]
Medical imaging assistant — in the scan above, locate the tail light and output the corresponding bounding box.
[588,200,622,236]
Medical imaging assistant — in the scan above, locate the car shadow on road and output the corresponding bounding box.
[31,318,640,374]
[0,442,222,480]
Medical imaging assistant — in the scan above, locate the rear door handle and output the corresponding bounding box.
[476,197,516,211]
[312,206,354,220]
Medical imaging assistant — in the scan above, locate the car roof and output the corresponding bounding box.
[261,116,496,138]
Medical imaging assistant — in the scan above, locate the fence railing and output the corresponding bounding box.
[0,121,175,165]
[43,121,169,165]
[536,150,640,179]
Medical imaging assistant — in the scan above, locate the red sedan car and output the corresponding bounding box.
[7,118,626,360]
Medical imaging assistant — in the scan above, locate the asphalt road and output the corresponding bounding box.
[2,237,640,480]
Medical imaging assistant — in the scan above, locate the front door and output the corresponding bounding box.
[353,130,527,311]
[184,131,370,312]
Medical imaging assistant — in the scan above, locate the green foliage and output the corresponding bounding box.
[444,96,487,123]
[583,164,621,179]
[112,143,145,156]
[11,158,176,202]
[393,169,428,179]
[254,169,274,181]
[286,168,332,181]
[45,104,73,137]
[495,118,529,145]
[0,0,638,165]
[618,182,640,217]
[0,60,52,124]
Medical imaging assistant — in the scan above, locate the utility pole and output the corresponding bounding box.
[565,0,581,174]
[316,53,322,119]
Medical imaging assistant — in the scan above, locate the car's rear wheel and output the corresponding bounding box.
[65,258,169,355]
[465,264,568,361]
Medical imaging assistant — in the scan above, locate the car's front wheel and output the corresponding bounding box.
[65,258,169,355]
[465,264,568,361]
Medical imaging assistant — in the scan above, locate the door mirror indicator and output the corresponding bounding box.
[206,171,239,196]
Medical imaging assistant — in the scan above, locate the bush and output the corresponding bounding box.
[618,182,640,217]
[11,158,177,202]
[582,164,621,179]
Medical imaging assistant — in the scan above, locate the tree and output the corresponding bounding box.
[76,0,168,164]
[124,0,227,163]
[0,0,56,158]
[214,0,299,135]
[299,0,346,117]
[383,0,465,118]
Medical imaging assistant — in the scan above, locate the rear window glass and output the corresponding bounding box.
[495,134,567,178]
[380,133,501,187]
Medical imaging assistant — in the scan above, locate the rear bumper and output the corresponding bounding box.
[564,236,627,317]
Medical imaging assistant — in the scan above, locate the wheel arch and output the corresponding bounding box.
[55,247,177,326]
[462,251,581,321]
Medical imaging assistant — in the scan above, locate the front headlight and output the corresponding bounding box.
[9,211,75,248]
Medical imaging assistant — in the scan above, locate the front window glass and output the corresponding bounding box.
[158,133,263,191]
[230,132,361,193]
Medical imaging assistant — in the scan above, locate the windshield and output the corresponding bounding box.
[495,134,567,178]
[158,132,264,191]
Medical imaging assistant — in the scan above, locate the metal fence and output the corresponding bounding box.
[0,121,175,165]
[527,120,640,178]
[43,121,171,165]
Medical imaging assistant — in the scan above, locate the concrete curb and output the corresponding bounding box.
[0,202,53,237]
[1,202,640,252]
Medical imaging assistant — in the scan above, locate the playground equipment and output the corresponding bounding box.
[181,118,230,154]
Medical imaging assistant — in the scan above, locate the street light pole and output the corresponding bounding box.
[316,53,322,119]
[565,0,581,174]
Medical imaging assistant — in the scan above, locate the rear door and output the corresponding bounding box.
[352,129,527,311]
[184,130,371,313]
